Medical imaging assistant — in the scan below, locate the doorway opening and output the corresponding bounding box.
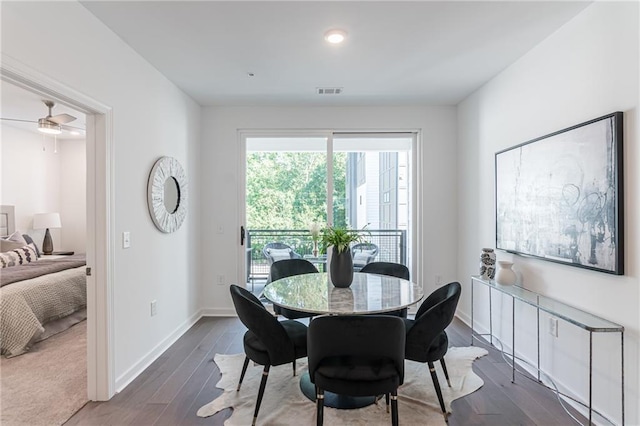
[1,58,114,406]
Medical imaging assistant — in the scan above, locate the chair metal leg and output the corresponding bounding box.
[440,358,452,387]
[316,387,325,426]
[293,359,296,376]
[390,390,399,426]
[252,365,270,426]
[428,361,447,419]
[385,393,390,413]
[237,356,250,391]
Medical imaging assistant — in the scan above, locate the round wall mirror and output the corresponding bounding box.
[163,177,180,213]
[147,157,188,233]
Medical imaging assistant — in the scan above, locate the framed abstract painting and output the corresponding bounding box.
[495,112,623,275]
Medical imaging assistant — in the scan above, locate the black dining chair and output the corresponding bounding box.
[403,281,461,421]
[269,259,318,320]
[229,285,308,426]
[308,315,405,426]
[360,262,410,318]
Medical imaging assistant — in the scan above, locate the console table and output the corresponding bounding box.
[470,276,624,425]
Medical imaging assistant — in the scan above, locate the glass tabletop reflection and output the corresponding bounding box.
[263,272,424,315]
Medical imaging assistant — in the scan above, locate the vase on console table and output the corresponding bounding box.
[312,240,319,258]
[495,261,517,286]
[480,248,496,280]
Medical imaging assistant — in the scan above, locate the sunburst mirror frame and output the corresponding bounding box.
[147,156,188,233]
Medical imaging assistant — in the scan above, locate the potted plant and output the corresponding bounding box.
[320,226,367,287]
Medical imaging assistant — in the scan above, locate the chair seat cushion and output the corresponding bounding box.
[404,323,449,363]
[243,319,308,366]
[314,355,400,396]
[280,320,308,359]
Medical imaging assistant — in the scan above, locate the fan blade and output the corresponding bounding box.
[0,117,38,124]
[49,113,76,124]
[60,123,85,133]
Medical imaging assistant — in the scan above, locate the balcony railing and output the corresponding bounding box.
[247,228,407,281]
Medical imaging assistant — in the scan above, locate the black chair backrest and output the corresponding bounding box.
[308,315,405,384]
[270,258,318,282]
[229,284,295,365]
[359,262,410,280]
[415,281,461,318]
[407,282,461,360]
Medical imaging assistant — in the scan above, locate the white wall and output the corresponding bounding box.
[0,125,86,252]
[457,2,639,424]
[59,138,86,253]
[200,106,457,314]
[1,1,202,389]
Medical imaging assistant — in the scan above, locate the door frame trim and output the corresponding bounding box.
[1,54,116,400]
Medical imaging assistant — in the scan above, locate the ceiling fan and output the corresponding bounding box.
[0,100,83,135]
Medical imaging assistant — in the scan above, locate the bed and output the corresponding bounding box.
[0,205,87,357]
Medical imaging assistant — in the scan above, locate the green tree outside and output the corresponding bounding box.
[246,152,347,230]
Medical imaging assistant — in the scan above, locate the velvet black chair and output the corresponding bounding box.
[229,285,308,426]
[268,259,318,320]
[360,261,410,318]
[403,281,462,421]
[308,315,405,426]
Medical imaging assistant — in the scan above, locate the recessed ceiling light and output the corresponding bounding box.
[324,29,347,44]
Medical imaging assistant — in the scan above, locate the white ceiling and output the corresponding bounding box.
[81,1,591,107]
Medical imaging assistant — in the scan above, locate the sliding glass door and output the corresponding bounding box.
[241,132,415,292]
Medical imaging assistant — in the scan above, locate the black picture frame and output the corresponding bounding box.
[495,112,624,275]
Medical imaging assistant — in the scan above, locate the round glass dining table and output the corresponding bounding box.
[263,272,424,316]
[263,272,424,409]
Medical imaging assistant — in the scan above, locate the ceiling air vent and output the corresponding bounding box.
[317,87,343,95]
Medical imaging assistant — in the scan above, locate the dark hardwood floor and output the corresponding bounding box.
[66,316,585,425]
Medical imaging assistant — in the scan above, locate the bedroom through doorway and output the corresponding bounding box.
[0,66,114,424]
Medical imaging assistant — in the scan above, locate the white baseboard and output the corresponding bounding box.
[114,310,202,392]
[201,308,237,317]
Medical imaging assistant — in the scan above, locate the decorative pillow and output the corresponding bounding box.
[353,249,376,266]
[0,239,25,252]
[267,248,292,262]
[22,234,41,257]
[0,244,38,268]
[353,252,371,266]
[6,231,27,244]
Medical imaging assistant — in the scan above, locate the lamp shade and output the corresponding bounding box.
[33,213,62,230]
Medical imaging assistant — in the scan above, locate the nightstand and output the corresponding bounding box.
[41,251,74,260]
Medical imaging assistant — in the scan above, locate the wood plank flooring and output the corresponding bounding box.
[66,316,585,425]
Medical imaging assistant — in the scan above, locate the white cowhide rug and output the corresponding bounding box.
[197,346,488,425]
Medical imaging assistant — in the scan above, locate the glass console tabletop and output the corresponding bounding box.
[471,276,623,332]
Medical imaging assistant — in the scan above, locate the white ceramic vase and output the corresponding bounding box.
[495,261,517,286]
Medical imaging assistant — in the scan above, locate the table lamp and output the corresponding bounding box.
[33,213,62,255]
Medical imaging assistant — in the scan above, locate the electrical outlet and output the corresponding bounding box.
[217,274,225,285]
[549,317,558,337]
[123,231,131,248]
[217,225,224,234]
[150,300,157,316]
[435,275,443,286]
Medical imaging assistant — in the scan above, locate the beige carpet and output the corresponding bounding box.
[1,321,87,426]
[198,346,488,425]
